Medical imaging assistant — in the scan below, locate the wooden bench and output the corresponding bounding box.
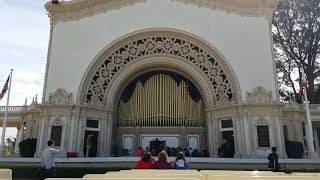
[0,169,12,180]
[205,175,318,180]
[45,178,83,180]
[114,170,199,174]
[200,170,285,176]
[84,178,199,180]
[83,174,200,180]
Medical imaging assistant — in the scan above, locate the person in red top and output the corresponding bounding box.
[136,152,154,169]
[137,147,143,157]
[153,151,172,169]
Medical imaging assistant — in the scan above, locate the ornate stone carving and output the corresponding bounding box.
[53,118,62,126]
[174,0,275,19]
[45,0,146,25]
[49,88,73,105]
[246,86,272,104]
[85,31,234,105]
[45,0,275,25]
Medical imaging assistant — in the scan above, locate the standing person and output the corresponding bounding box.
[145,146,150,153]
[268,147,280,172]
[188,147,193,157]
[136,152,154,169]
[85,134,93,157]
[40,140,60,180]
[173,152,191,170]
[153,151,172,169]
[137,147,143,157]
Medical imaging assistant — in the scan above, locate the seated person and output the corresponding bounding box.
[173,152,191,170]
[137,147,143,157]
[153,151,172,169]
[136,152,154,169]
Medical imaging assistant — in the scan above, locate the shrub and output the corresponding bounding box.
[19,138,37,157]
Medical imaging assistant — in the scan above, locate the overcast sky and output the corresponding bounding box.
[0,0,49,138]
[0,0,49,107]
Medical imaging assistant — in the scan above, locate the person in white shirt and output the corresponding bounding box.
[40,140,60,179]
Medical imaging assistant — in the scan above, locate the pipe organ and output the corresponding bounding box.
[118,71,204,127]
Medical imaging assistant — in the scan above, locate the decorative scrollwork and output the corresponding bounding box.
[85,33,234,105]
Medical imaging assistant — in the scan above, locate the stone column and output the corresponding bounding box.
[105,112,112,156]
[180,126,186,148]
[313,128,320,153]
[233,112,242,158]
[67,109,75,152]
[76,111,86,157]
[206,111,214,157]
[275,113,286,158]
[14,124,24,156]
[35,112,48,157]
[212,115,219,157]
[242,107,251,158]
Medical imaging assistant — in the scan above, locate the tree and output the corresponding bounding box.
[273,0,320,103]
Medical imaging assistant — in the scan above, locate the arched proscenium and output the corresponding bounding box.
[82,30,238,106]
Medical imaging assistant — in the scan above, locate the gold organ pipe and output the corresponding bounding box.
[164,75,167,126]
[161,74,164,126]
[153,76,156,126]
[134,84,137,126]
[146,80,149,126]
[138,83,142,126]
[118,73,204,127]
[165,75,168,126]
[170,79,172,126]
[160,75,162,126]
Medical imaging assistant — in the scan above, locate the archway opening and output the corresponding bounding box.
[116,70,205,156]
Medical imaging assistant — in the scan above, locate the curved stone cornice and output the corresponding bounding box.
[45,0,146,25]
[45,0,276,25]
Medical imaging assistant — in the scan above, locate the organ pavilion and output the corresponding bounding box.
[12,0,320,159]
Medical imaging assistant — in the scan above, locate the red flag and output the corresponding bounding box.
[0,75,10,100]
[298,71,308,96]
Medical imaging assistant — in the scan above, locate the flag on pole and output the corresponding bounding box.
[298,70,308,96]
[0,75,10,100]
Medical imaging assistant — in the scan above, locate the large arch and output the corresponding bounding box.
[78,28,242,108]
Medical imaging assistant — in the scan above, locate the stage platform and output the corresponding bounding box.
[1,157,320,170]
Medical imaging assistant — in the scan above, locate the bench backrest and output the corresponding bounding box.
[0,169,12,179]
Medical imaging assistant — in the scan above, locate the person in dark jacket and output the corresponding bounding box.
[174,152,191,170]
[153,151,172,169]
[268,147,280,172]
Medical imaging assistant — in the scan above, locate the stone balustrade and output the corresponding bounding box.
[0,106,23,112]
[0,104,320,113]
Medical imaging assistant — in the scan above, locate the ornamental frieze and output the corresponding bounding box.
[84,31,235,106]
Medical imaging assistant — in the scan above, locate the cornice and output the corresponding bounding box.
[45,0,276,26]
[45,0,146,26]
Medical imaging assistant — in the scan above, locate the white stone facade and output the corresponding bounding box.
[7,0,320,159]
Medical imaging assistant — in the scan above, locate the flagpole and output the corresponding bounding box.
[0,69,13,157]
[300,67,318,158]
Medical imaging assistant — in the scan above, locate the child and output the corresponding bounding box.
[173,151,191,170]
